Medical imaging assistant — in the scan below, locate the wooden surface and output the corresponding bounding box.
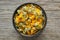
[0,0,60,40]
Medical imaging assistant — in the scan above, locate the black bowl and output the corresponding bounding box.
[12,3,47,37]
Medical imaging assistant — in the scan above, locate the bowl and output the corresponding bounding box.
[12,3,47,37]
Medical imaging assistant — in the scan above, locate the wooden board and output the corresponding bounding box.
[0,0,60,40]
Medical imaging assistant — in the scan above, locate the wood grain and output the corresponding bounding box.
[0,0,60,40]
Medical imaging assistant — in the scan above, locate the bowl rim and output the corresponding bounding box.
[12,3,47,37]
